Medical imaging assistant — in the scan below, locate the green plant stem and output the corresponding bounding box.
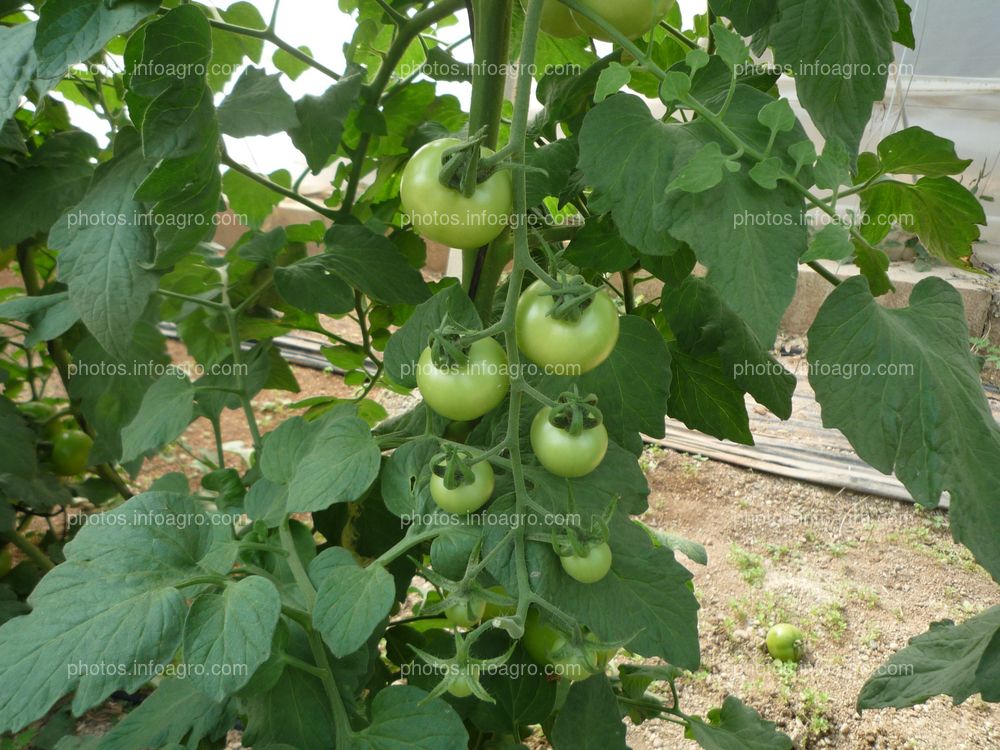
[499,0,546,635]
[622,269,635,313]
[221,153,337,219]
[284,653,328,678]
[462,0,513,305]
[167,8,343,82]
[659,20,699,50]
[158,288,226,310]
[374,527,444,566]
[342,0,465,212]
[223,306,263,451]
[209,416,226,467]
[0,529,55,571]
[15,242,133,500]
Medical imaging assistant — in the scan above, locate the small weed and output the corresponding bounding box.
[811,601,848,643]
[680,454,708,475]
[730,544,766,586]
[800,688,833,741]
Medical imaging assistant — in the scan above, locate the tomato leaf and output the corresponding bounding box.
[274,255,356,315]
[218,67,299,138]
[310,547,395,658]
[322,225,431,306]
[767,0,898,156]
[686,695,793,749]
[95,678,231,750]
[875,126,973,177]
[50,131,159,360]
[550,675,627,750]
[0,23,36,123]
[33,0,159,80]
[858,605,1000,709]
[348,685,469,750]
[708,0,777,35]
[182,576,282,700]
[808,277,1000,582]
[120,374,195,463]
[0,493,231,734]
[289,72,364,173]
[800,223,854,263]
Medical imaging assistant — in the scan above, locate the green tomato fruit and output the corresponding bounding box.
[51,429,93,476]
[572,0,674,41]
[445,598,487,628]
[481,585,516,621]
[522,609,613,681]
[429,458,495,514]
[521,0,582,37]
[560,541,613,583]
[766,623,805,662]
[516,280,619,375]
[400,138,513,250]
[447,672,477,698]
[530,407,608,478]
[417,338,510,421]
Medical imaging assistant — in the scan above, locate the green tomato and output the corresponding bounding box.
[400,138,513,250]
[521,0,582,37]
[481,585,516,621]
[766,623,805,662]
[429,458,495,514]
[560,542,613,583]
[443,420,476,443]
[17,401,56,423]
[530,407,608,478]
[447,672,477,698]
[417,338,510,421]
[572,0,674,41]
[516,280,619,375]
[522,609,612,682]
[446,598,487,628]
[51,429,93,476]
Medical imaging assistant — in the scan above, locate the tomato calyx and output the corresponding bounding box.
[436,126,508,198]
[432,445,481,491]
[532,273,601,323]
[546,388,603,436]
[410,631,515,702]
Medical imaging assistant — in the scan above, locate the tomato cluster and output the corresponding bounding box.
[17,401,93,476]
[522,608,615,682]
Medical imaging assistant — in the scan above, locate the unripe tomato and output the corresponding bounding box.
[766,623,805,662]
[417,338,509,421]
[447,671,478,698]
[17,401,56,423]
[482,585,516,621]
[522,609,613,681]
[400,138,512,250]
[572,0,673,41]
[560,541,613,583]
[530,407,608,478]
[521,0,582,37]
[516,280,619,375]
[51,429,93,476]
[445,598,487,628]
[429,458,495,514]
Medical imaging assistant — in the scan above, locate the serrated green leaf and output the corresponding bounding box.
[217,67,299,138]
[120,374,195,462]
[564,216,639,273]
[285,412,381,513]
[348,685,468,750]
[208,2,265,92]
[380,437,437,518]
[222,167,290,229]
[50,131,159,359]
[274,256,356,315]
[768,0,897,155]
[142,82,216,159]
[33,0,158,80]
[310,547,394,658]
[260,416,321,485]
[875,126,973,176]
[800,223,854,262]
[687,695,793,749]
[710,22,749,69]
[0,493,231,734]
[594,62,631,103]
[126,5,211,98]
[0,22,36,123]
[748,157,782,189]
[289,72,364,173]
[321,225,430,306]
[756,98,795,133]
[808,277,1000,582]
[96,677,230,750]
[708,0,776,35]
[858,606,1000,709]
[183,575,281,700]
[550,675,627,750]
[272,45,313,80]
[666,142,730,195]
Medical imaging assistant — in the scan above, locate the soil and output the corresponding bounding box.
[12,344,1000,750]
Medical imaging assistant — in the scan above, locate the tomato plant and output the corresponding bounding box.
[0,0,996,748]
